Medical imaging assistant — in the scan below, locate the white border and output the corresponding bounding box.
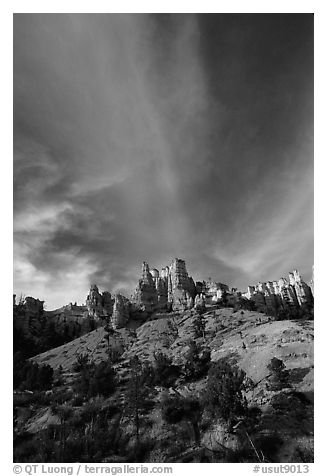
[2,2,325,473]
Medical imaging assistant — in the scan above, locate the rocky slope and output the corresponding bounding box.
[32,308,313,392]
[25,306,313,462]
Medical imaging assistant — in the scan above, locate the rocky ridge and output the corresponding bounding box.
[13,259,314,345]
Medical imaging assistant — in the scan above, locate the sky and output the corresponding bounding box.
[13,13,314,310]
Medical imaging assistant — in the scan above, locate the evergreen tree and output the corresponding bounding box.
[124,356,154,441]
[152,352,180,388]
[19,361,53,391]
[161,394,202,445]
[267,357,289,390]
[221,290,228,307]
[183,341,211,380]
[204,358,247,426]
[73,353,90,372]
[192,314,206,339]
[88,361,117,397]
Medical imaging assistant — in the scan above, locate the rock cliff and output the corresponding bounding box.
[86,284,113,318]
[14,261,314,339]
[111,294,130,329]
[244,269,313,315]
[13,296,45,338]
[132,258,196,312]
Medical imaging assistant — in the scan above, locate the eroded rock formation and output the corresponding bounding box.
[86,284,113,318]
[132,258,196,312]
[168,259,196,309]
[111,294,130,329]
[243,269,313,314]
[13,296,45,337]
[14,260,314,339]
[194,293,206,311]
[132,262,158,313]
[196,280,230,305]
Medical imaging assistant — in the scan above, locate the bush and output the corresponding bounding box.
[124,356,156,441]
[88,361,117,397]
[204,358,247,425]
[107,347,122,363]
[73,353,90,372]
[274,307,313,321]
[161,394,202,445]
[39,321,70,353]
[183,341,211,381]
[14,434,42,462]
[125,438,155,463]
[75,360,117,397]
[267,358,289,391]
[233,298,256,312]
[192,314,206,338]
[152,352,181,388]
[13,327,39,359]
[267,357,285,373]
[254,433,283,461]
[51,387,74,405]
[17,361,53,391]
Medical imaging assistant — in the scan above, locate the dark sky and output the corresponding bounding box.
[13,14,314,309]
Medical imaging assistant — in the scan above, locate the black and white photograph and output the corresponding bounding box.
[12,12,314,465]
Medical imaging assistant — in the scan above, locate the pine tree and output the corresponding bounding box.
[161,394,202,446]
[192,314,206,339]
[204,358,247,426]
[124,356,154,441]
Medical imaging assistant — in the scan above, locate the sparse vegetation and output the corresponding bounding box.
[192,313,206,339]
[273,306,314,321]
[183,341,211,381]
[152,351,180,388]
[161,394,202,445]
[267,357,290,391]
[204,357,247,426]
[123,356,155,443]
[14,358,53,391]
[74,358,117,397]
[72,353,90,372]
[233,298,256,312]
[14,306,313,463]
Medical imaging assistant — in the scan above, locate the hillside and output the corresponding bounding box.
[16,306,314,463]
[32,307,313,394]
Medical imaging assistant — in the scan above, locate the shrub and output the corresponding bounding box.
[88,361,117,397]
[13,435,42,462]
[204,358,247,425]
[124,356,156,441]
[161,394,202,445]
[107,347,122,363]
[75,360,117,397]
[192,314,206,339]
[73,353,90,372]
[18,361,53,391]
[233,298,256,312]
[183,341,211,381]
[152,352,180,388]
[274,307,313,321]
[267,357,289,391]
[267,357,285,373]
